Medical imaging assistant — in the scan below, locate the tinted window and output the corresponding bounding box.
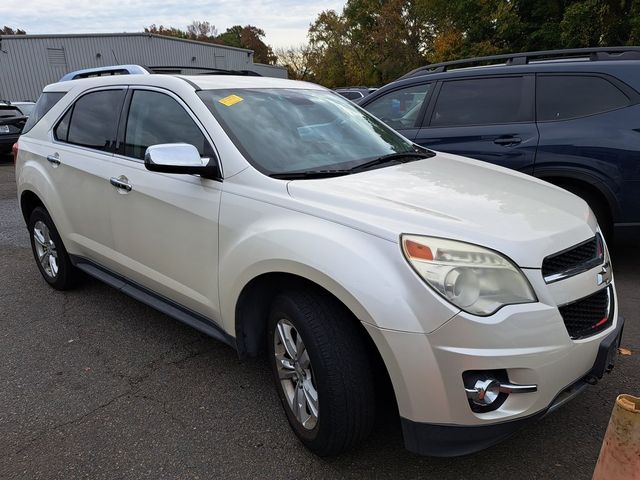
[54,108,71,142]
[537,75,630,121]
[21,92,65,134]
[431,77,528,127]
[365,83,431,129]
[124,90,211,160]
[65,90,124,151]
[339,91,363,100]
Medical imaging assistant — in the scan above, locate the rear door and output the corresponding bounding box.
[414,75,538,173]
[106,87,223,321]
[49,88,126,267]
[362,82,433,142]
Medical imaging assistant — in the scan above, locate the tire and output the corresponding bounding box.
[267,290,375,456]
[28,206,80,290]
[558,183,613,241]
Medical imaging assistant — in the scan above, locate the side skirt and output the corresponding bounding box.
[70,255,236,350]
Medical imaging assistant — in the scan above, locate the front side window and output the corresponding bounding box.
[56,89,125,152]
[537,75,630,122]
[364,83,431,129]
[123,90,212,160]
[197,88,417,176]
[430,77,528,127]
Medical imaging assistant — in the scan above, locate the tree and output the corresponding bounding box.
[1,26,26,35]
[186,21,218,41]
[275,45,314,81]
[217,25,277,64]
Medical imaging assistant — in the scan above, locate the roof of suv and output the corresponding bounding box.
[43,73,324,93]
[362,47,640,105]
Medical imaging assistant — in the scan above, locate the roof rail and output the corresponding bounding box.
[145,66,262,76]
[60,65,150,81]
[398,46,640,80]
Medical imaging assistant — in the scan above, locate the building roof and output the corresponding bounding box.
[0,32,254,54]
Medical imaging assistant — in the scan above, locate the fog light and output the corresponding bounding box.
[466,379,501,406]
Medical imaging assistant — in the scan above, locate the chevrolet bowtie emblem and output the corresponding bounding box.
[597,262,612,286]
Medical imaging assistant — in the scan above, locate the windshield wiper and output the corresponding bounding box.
[269,148,435,180]
[350,150,434,173]
[270,169,352,180]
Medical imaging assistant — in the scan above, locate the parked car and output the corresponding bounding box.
[15,65,621,457]
[335,86,377,102]
[0,102,28,154]
[360,47,640,239]
[11,101,36,117]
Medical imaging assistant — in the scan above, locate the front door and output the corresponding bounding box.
[414,75,538,174]
[107,88,222,322]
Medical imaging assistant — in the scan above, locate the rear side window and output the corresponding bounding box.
[536,75,631,122]
[365,83,431,129]
[123,90,212,160]
[21,92,66,134]
[56,89,125,152]
[430,77,528,127]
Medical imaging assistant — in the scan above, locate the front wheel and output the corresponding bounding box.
[267,290,375,456]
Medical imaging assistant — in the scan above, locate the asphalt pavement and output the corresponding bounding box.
[0,157,638,479]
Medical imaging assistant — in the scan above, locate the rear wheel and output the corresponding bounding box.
[267,290,375,456]
[28,207,80,290]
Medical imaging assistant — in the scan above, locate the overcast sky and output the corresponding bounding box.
[2,0,347,48]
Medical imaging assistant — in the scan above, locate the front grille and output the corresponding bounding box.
[542,235,602,282]
[559,287,613,339]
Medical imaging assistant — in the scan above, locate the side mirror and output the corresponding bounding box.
[144,143,220,179]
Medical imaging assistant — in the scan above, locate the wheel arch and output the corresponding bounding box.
[536,170,619,222]
[233,269,398,410]
[20,189,47,223]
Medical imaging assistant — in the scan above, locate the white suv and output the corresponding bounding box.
[15,66,623,457]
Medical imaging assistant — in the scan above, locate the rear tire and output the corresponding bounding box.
[267,290,375,456]
[28,207,80,290]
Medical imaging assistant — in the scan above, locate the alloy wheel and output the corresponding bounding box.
[274,318,319,429]
[33,220,59,278]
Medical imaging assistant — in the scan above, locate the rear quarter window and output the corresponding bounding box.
[536,75,631,121]
[21,92,66,134]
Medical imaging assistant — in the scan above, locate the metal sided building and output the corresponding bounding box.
[0,33,288,100]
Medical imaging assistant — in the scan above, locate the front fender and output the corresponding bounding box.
[217,191,459,336]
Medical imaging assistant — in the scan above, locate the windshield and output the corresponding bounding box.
[197,88,416,176]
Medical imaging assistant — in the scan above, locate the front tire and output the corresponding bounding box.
[28,207,80,290]
[267,290,375,456]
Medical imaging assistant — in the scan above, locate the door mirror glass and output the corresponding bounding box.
[144,143,219,178]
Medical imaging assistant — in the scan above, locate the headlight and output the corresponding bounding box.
[401,235,537,316]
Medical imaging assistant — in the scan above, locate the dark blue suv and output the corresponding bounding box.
[360,47,640,239]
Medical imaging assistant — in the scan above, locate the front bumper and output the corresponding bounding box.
[399,315,624,456]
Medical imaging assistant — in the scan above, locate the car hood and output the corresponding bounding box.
[286,151,597,268]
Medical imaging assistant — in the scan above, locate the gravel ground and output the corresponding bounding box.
[0,157,638,479]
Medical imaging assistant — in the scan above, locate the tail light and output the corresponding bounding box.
[12,142,18,165]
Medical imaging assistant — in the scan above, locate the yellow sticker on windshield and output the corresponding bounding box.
[218,94,244,106]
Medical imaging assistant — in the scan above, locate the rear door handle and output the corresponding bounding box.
[46,154,60,165]
[109,176,132,192]
[493,136,522,146]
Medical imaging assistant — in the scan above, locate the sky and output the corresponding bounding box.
[2,0,347,48]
